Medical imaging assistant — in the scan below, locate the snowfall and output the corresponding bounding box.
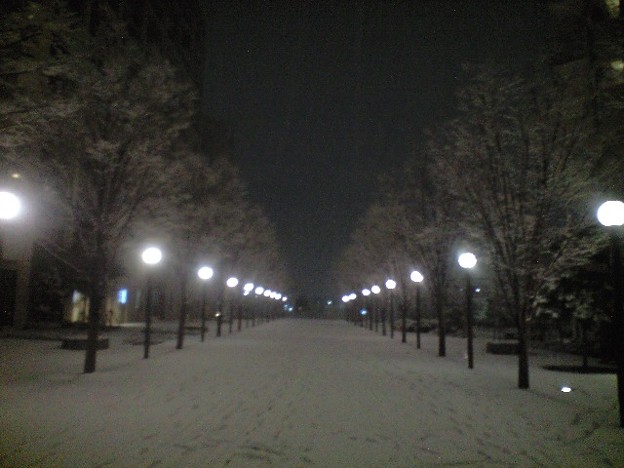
[0,319,623,467]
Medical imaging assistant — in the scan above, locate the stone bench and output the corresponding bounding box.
[61,338,109,350]
[486,341,519,355]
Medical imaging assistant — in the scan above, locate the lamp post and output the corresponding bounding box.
[410,270,424,349]
[197,266,214,342]
[362,288,372,330]
[141,247,162,359]
[458,252,477,369]
[385,279,397,338]
[597,200,624,427]
[371,285,381,333]
[243,282,254,328]
[226,276,239,333]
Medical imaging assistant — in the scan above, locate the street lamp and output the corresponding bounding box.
[371,285,381,333]
[385,279,397,339]
[597,200,624,427]
[362,288,373,330]
[410,270,424,349]
[197,266,214,342]
[226,276,239,333]
[458,252,477,369]
[141,247,162,359]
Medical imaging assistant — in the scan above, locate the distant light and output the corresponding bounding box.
[342,295,350,303]
[611,59,624,71]
[11,173,21,179]
[360,309,367,316]
[141,247,162,265]
[226,277,239,288]
[327,300,333,305]
[597,201,624,227]
[255,286,264,295]
[243,282,254,292]
[362,288,371,296]
[410,270,424,283]
[197,266,214,280]
[0,191,21,220]
[118,288,128,304]
[458,252,477,269]
[560,386,572,393]
[282,297,287,302]
[288,306,294,312]
[263,290,271,297]
[349,293,357,300]
[385,279,396,290]
[475,288,481,293]
[276,293,282,300]
[371,285,381,295]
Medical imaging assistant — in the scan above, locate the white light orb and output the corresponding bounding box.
[0,191,21,220]
[141,247,162,265]
[410,270,424,283]
[362,288,371,296]
[243,282,254,292]
[371,285,381,295]
[275,293,282,300]
[226,277,239,288]
[342,295,350,303]
[255,286,264,295]
[197,266,214,280]
[458,252,477,269]
[282,297,288,302]
[263,290,271,297]
[385,279,396,290]
[597,201,624,227]
[349,292,357,300]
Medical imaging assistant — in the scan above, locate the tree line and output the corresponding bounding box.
[334,4,624,390]
[0,1,290,372]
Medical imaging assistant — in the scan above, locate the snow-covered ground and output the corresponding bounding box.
[0,319,622,467]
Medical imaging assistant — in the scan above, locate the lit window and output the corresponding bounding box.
[118,288,128,304]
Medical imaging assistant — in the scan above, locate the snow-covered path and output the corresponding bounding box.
[1,319,622,467]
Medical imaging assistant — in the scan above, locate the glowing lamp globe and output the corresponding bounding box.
[458,252,477,269]
[226,277,239,288]
[197,266,214,280]
[410,270,424,283]
[141,247,162,265]
[597,201,624,227]
[0,191,21,220]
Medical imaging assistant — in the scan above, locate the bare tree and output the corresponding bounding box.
[437,67,604,388]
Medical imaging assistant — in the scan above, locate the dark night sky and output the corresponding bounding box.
[201,1,548,298]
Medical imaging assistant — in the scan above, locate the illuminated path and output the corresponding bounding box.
[0,319,621,466]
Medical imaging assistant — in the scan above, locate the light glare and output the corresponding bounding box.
[226,277,239,288]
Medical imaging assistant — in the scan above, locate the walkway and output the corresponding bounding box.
[0,319,622,466]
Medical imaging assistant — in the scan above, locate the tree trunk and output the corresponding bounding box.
[176,267,188,349]
[435,287,446,357]
[517,307,530,389]
[84,259,105,374]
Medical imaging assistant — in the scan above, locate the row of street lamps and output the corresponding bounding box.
[341,253,476,366]
[139,246,288,359]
